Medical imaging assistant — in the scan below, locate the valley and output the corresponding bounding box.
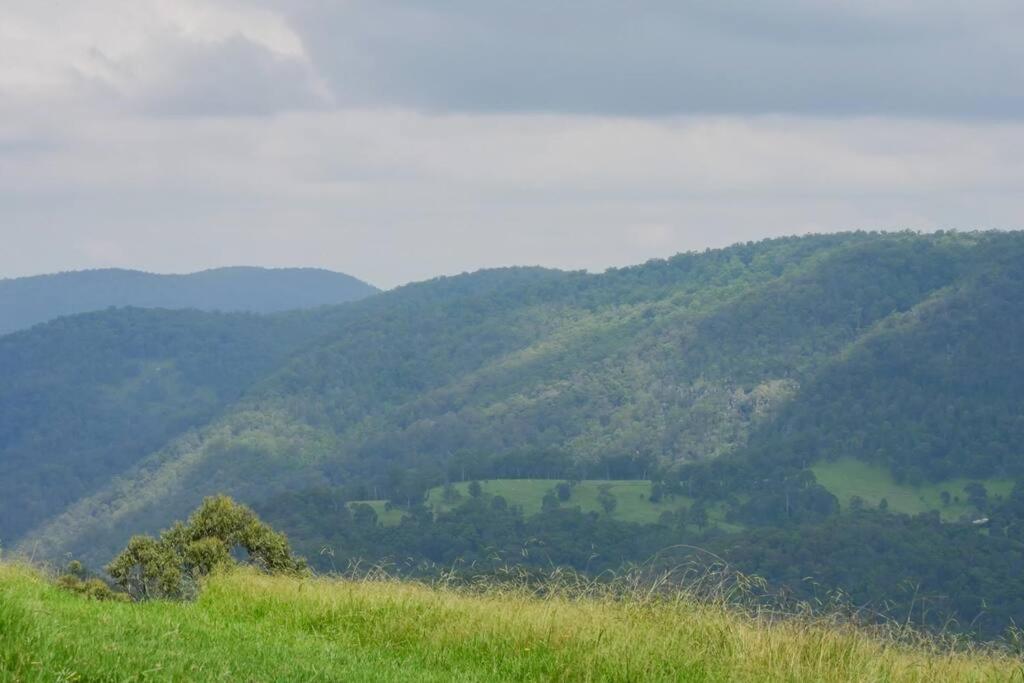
[3,232,1024,640]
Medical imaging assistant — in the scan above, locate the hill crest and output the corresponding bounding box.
[0,266,379,336]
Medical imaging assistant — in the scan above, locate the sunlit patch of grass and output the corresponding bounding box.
[345,500,407,526]
[425,478,738,529]
[814,458,1014,521]
[2,560,1021,682]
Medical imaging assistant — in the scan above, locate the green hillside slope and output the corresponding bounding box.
[10,236,855,560]
[0,304,372,545]
[6,232,1024,638]
[13,232,1024,565]
[738,238,1024,482]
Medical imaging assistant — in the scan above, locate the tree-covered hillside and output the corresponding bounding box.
[5,232,1024,636]
[739,237,1024,482]
[0,266,379,336]
[0,306,360,544]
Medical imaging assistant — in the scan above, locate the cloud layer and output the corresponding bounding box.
[283,0,1024,118]
[1,1,1022,287]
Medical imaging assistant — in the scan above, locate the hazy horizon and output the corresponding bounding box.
[6,228,1005,289]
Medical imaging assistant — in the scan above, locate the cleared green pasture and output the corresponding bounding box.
[426,479,738,529]
[346,500,407,526]
[813,458,1014,521]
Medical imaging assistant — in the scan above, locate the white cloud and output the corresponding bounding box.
[0,0,319,113]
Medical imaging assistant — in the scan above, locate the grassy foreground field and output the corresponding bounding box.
[2,563,1021,682]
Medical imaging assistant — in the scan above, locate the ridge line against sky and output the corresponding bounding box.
[0,265,366,276]
[1,1,1022,288]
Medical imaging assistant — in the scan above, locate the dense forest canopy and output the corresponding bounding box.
[3,231,1024,638]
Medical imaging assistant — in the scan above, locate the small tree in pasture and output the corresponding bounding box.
[106,495,306,600]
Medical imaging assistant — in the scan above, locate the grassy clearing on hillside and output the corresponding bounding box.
[346,465,1014,531]
[346,500,406,526]
[325,478,742,529]
[813,459,1014,521]
[425,479,739,529]
[2,562,1021,682]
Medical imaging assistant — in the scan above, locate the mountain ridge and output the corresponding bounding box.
[0,266,380,336]
[5,232,1024,640]
[6,231,1013,558]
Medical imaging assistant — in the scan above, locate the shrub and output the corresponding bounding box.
[597,486,617,515]
[106,495,306,600]
[55,561,129,602]
[555,482,572,501]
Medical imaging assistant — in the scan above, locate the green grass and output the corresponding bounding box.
[425,479,739,529]
[813,459,1015,521]
[346,500,406,527]
[2,562,1020,682]
[358,465,1014,531]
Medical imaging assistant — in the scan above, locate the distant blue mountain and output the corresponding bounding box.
[0,267,380,335]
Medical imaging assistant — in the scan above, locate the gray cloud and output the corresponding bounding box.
[278,1,1024,119]
[5,2,1023,120]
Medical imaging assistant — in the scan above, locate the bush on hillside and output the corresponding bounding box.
[106,495,306,600]
[55,560,130,602]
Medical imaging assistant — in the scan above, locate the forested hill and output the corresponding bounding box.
[0,305,364,544]
[5,232,1024,585]
[0,267,379,336]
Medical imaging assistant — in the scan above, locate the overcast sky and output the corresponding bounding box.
[2,1,1022,288]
